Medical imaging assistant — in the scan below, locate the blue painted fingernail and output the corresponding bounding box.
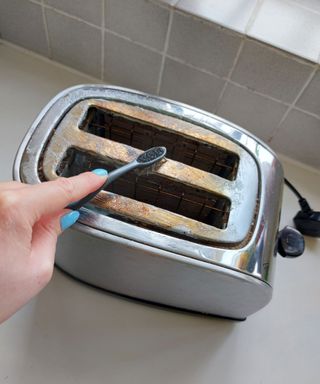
[92,168,108,176]
[60,211,80,231]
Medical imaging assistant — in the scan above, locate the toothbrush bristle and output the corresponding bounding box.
[137,146,166,164]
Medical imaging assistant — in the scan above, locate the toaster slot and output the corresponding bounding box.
[58,148,231,230]
[80,107,239,181]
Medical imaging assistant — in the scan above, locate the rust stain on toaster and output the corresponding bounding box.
[92,99,240,155]
[93,192,222,242]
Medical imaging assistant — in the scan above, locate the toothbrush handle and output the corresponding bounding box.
[67,161,138,210]
[104,161,138,186]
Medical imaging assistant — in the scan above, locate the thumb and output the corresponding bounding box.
[20,169,108,224]
[30,210,79,287]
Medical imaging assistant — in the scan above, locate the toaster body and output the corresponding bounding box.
[14,85,283,319]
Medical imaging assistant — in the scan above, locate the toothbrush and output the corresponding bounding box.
[68,146,167,210]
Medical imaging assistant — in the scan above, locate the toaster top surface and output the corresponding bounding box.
[15,85,283,282]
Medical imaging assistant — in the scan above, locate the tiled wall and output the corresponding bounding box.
[166,0,320,63]
[0,0,319,168]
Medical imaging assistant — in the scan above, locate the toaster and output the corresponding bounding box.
[14,85,285,320]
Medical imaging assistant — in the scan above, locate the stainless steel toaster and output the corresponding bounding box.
[14,85,284,320]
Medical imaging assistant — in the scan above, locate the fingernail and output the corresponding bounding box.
[92,168,108,176]
[60,211,80,231]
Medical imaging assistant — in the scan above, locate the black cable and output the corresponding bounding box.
[284,178,320,237]
[285,178,312,213]
[284,178,303,199]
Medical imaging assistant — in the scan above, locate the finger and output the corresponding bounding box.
[19,169,108,221]
[30,212,62,287]
[30,209,80,287]
[0,181,30,191]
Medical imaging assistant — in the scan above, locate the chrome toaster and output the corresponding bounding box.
[14,85,285,320]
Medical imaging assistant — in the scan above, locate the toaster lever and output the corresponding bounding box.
[277,226,305,258]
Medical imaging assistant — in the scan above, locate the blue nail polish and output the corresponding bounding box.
[92,168,108,176]
[60,211,80,231]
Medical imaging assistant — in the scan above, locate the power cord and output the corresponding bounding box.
[284,178,320,237]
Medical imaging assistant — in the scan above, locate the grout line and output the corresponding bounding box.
[165,54,222,79]
[213,39,245,113]
[213,84,228,115]
[156,9,174,95]
[148,0,177,10]
[226,42,245,79]
[100,0,105,80]
[41,3,102,30]
[173,8,241,38]
[167,48,295,109]
[293,106,320,121]
[226,79,290,106]
[244,0,264,34]
[279,67,317,121]
[0,39,100,81]
[284,0,320,16]
[29,0,42,5]
[288,66,318,109]
[40,0,52,58]
[104,28,163,55]
[267,66,318,142]
[245,35,317,67]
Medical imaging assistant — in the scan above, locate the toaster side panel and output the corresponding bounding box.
[56,226,272,320]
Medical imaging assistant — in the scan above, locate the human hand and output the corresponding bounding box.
[0,169,108,323]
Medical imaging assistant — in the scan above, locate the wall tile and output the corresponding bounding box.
[168,12,241,77]
[288,0,320,14]
[0,0,47,55]
[44,0,103,26]
[104,32,162,94]
[105,0,170,51]
[248,0,320,62]
[46,9,101,77]
[216,83,287,143]
[231,40,313,103]
[176,0,258,33]
[270,109,320,168]
[159,58,225,111]
[296,70,320,116]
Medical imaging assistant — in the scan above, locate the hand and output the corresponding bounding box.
[0,169,108,323]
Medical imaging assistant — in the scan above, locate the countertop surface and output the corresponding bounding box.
[0,42,320,384]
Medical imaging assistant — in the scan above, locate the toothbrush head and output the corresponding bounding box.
[136,146,167,166]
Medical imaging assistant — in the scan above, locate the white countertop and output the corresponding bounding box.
[0,42,320,384]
